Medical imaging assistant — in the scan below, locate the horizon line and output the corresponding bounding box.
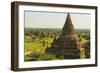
[24,27,90,30]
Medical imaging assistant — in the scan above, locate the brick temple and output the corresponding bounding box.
[46,13,85,59]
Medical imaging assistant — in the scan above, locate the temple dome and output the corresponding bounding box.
[61,13,75,35]
[45,13,85,59]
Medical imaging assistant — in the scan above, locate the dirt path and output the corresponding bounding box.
[25,51,32,56]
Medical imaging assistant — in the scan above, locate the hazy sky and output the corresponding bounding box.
[25,11,91,29]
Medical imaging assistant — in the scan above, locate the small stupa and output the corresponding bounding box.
[45,13,85,59]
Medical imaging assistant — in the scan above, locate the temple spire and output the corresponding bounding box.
[46,13,85,59]
[62,13,75,35]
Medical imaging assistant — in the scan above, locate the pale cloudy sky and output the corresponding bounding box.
[25,11,91,29]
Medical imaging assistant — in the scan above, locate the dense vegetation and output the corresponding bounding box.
[24,28,90,61]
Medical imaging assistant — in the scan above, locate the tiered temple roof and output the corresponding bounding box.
[46,13,85,59]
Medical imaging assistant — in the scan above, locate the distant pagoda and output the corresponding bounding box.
[45,13,85,59]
